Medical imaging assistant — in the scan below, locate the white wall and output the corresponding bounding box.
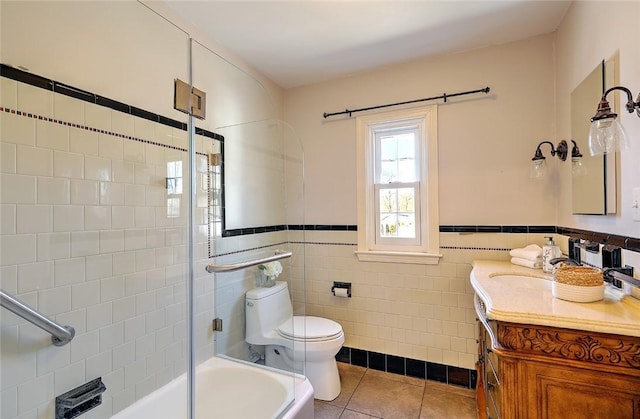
[555,1,640,236]
[1,1,189,121]
[285,34,557,226]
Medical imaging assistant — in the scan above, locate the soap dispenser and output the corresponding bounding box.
[542,236,561,273]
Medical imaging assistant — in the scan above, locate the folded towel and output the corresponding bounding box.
[511,257,542,269]
[509,244,543,261]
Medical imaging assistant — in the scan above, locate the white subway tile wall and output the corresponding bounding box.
[1,78,18,109]
[54,93,85,127]
[0,79,215,418]
[298,231,560,371]
[18,84,53,119]
[111,112,134,138]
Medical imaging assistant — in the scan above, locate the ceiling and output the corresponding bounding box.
[164,1,571,89]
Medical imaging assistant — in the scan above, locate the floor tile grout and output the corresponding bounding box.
[316,363,477,419]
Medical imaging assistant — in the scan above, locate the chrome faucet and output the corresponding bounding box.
[549,257,581,266]
[603,266,638,288]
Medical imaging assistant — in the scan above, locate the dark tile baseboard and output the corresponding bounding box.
[336,346,477,389]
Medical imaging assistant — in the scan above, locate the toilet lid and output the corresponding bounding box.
[277,316,343,342]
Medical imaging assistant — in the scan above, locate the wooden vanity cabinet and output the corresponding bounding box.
[477,320,640,419]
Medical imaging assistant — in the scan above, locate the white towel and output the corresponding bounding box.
[511,257,542,269]
[509,244,543,261]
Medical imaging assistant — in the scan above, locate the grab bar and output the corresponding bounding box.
[205,250,292,273]
[0,289,75,346]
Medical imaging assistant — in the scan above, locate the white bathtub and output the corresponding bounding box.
[112,356,314,419]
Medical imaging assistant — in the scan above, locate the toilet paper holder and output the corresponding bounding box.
[331,282,351,298]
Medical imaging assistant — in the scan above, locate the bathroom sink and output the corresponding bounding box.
[488,272,605,302]
[470,261,640,338]
[488,273,550,290]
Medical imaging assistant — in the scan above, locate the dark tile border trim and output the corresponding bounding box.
[222,224,287,237]
[226,224,555,235]
[336,346,477,389]
[1,106,195,152]
[226,224,556,235]
[221,224,357,237]
[440,246,511,251]
[220,224,640,254]
[0,63,224,142]
[439,225,556,233]
[558,226,640,253]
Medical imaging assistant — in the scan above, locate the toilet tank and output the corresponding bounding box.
[245,281,294,344]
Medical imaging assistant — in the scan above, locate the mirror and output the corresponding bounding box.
[571,56,617,214]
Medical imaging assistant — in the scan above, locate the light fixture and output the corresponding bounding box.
[588,85,640,155]
[530,140,567,179]
[570,139,587,177]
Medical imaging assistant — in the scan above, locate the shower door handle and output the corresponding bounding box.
[205,250,292,273]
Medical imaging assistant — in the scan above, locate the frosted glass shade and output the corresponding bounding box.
[588,117,630,156]
[529,159,547,179]
[571,157,587,177]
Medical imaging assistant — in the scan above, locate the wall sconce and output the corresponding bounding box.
[530,140,567,179]
[570,139,586,177]
[589,85,640,155]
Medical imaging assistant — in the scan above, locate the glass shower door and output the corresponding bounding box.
[0,2,194,418]
[1,2,306,417]
[190,40,307,418]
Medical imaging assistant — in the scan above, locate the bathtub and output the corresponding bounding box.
[112,355,314,419]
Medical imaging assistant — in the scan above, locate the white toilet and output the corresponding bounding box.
[245,281,345,401]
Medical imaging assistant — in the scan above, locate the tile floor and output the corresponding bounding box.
[314,363,478,419]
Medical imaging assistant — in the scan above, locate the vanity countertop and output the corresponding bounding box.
[471,260,640,337]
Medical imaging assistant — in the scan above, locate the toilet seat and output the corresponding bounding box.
[277,316,343,342]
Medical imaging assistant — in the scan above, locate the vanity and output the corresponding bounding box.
[471,261,640,419]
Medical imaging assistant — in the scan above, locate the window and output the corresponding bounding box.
[355,106,441,264]
[166,160,183,218]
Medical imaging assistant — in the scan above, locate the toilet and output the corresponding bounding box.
[245,281,344,401]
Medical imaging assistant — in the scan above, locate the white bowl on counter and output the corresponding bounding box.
[552,281,605,303]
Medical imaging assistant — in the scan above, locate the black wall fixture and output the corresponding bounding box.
[55,378,106,419]
[323,86,491,118]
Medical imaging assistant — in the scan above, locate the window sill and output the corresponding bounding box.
[354,250,442,265]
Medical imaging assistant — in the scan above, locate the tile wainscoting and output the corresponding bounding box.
[336,346,478,389]
[286,225,639,377]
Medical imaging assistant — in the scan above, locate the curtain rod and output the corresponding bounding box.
[322,86,491,118]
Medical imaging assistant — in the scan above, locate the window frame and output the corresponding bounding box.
[374,181,420,247]
[355,105,441,264]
